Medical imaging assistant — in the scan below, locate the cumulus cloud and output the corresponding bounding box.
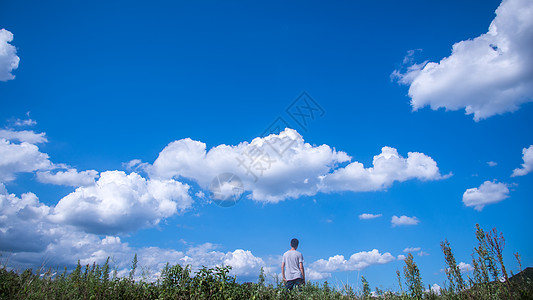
[487,161,498,167]
[462,180,510,210]
[393,0,533,121]
[458,262,474,273]
[309,249,395,277]
[0,129,47,144]
[0,138,52,182]
[37,168,99,187]
[149,128,351,203]
[0,183,55,252]
[115,129,448,203]
[1,183,264,279]
[511,145,533,177]
[50,171,193,234]
[391,215,420,227]
[397,254,407,261]
[321,146,446,193]
[429,283,442,295]
[359,213,382,220]
[0,29,20,81]
[2,180,395,282]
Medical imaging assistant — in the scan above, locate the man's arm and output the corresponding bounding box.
[281,261,286,282]
[299,262,305,284]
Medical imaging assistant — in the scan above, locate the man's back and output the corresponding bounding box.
[282,250,304,281]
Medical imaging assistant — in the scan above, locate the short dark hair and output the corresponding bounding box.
[291,238,299,248]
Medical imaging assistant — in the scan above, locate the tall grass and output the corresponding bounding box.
[0,224,531,299]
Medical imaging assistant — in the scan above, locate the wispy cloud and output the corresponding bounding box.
[359,213,382,220]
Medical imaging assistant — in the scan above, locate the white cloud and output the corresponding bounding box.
[391,215,420,227]
[148,129,447,203]
[359,213,382,220]
[418,251,429,256]
[393,0,533,121]
[511,145,533,177]
[462,180,510,211]
[403,247,421,253]
[397,254,407,261]
[3,180,397,282]
[149,128,350,203]
[0,29,20,81]
[122,159,150,173]
[37,168,99,187]
[309,249,395,274]
[306,269,331,280]
[321,147,446,193]
[0,183,264,280]
[50,171,193,234]
[0,138,52,182]
[458,262,473,273]
[117,129,448,203]
[223,249,265,277]
[430,283,441,295]
[487,161,498,167]
[13,118,37,127]
[0,183,55,252]
[0,129,47,144]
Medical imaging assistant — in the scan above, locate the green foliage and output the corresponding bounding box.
[0,225,531,299]
[440,239,465,293]
[403,253,423,299]
[361,276,371,299]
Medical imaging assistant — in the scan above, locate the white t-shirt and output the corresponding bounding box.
[282,250,304,281]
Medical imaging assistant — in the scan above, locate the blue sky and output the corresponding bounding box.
[1,0,532,292]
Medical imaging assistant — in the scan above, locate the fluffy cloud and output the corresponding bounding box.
[1,179,395,282]
[397,254,407,261]
[321,147,446,193]
[462,180,510,211]
[458,262,473,273]
[37,168,99,187]
[309,249,395,274]
[0,29,20,81]
[0,129,47,144]
[222,249,265,276]
[391,215,420,227]
[429,284,442,295]
[0,138,52,182]
[511,145,533,177]
[0,183,55,252]
[149,128,350,203]
[359,213,382,220]
[148,129,446,202]
[50,171,193,234]
[1,183,264,279]
[393,0,533,121]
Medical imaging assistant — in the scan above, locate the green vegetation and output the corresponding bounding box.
[1,225,531,299]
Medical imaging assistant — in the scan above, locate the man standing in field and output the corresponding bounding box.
[281,238,305,290]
